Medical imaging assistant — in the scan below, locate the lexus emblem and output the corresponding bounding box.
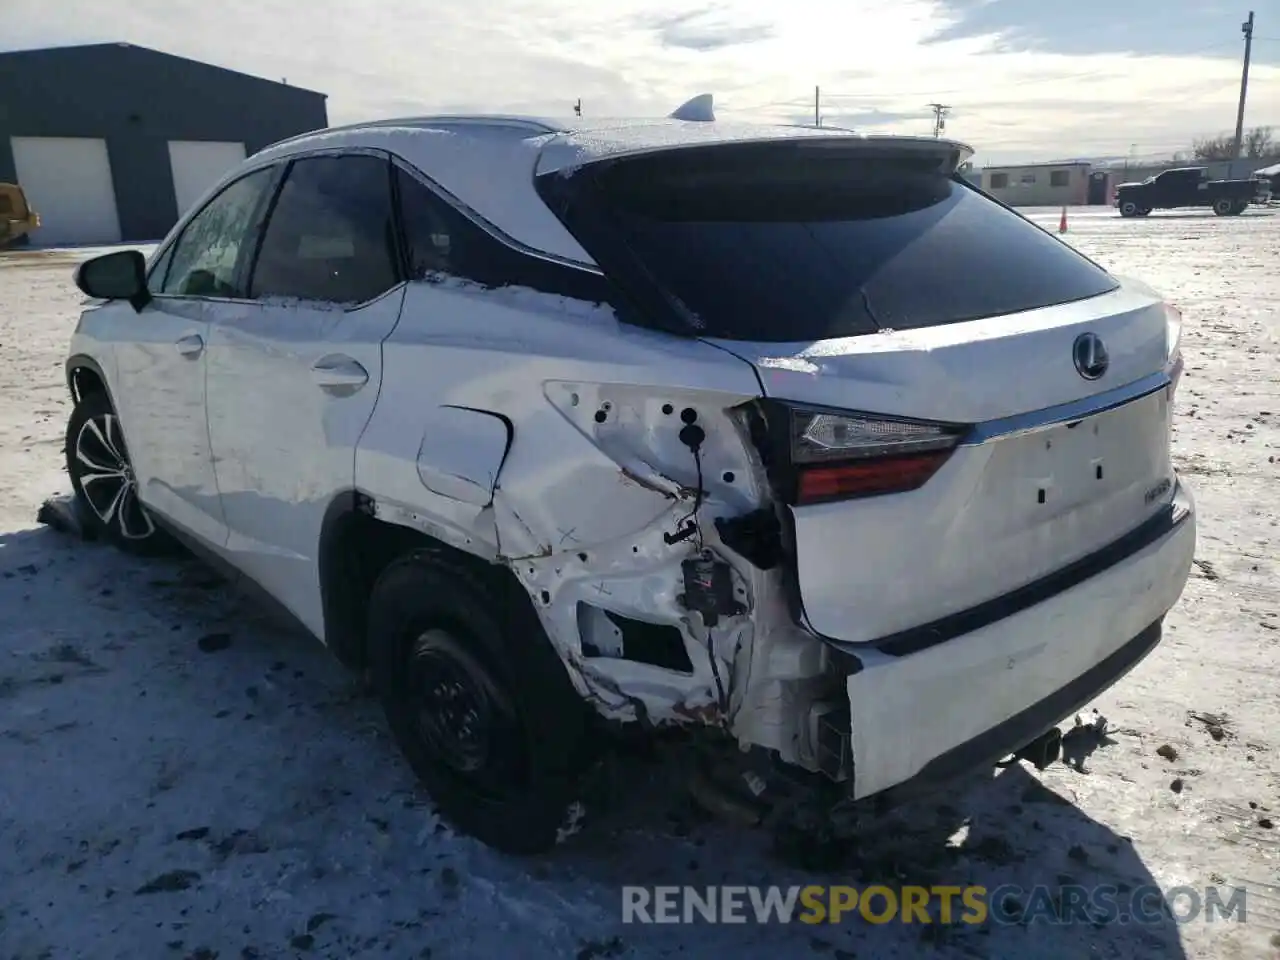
[1073,332,1109,380]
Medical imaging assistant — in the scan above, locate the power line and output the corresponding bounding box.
[1233,10,1255,157]
[928,103,951,137]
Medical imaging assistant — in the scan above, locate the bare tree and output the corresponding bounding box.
[1243,126,1274,158]
[1190,126,1275,161]
[1191,135,1236,161]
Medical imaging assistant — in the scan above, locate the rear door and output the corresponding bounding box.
[204,151,406,638]
[543,140,1181,645]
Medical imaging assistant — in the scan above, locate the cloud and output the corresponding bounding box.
[0,0,1275,164]
[926,0,1279,65]
[644,9,776,51]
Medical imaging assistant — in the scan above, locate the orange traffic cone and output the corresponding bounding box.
[1058,206,1069,233]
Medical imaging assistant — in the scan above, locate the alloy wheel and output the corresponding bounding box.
[74,413,155,541]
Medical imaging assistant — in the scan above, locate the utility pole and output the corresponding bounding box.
[928,103,951,138]
[814,86,820,127]
[1233,11,1254,158]
[573,98,582,117]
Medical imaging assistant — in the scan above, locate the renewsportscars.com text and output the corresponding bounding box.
[621,884,1247,926]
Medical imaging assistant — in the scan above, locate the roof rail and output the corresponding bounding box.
[257,115,561,155]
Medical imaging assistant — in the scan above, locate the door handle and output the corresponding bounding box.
[175,333,204,358]
[311,354,369,392]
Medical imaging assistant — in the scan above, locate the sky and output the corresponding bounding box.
[2,0,1277,165]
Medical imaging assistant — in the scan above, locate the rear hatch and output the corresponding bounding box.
[536,137,1182,645]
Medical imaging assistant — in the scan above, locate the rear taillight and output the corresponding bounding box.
[796,449,955,503]
[737,402,966,506]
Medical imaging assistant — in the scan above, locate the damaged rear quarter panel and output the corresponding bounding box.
[355,279,782,723]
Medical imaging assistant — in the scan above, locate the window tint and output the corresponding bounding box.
[162,168,274,297]
[395,166,615,302]
[552,145,1119,341]
[395,168,497,285]
[250,155,398,304]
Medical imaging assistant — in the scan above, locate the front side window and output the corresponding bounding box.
[162,167,275,298]
[249,154,399,304]
[147,244,175,295]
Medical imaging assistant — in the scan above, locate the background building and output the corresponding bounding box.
[978,161,1103,207]
[0,43,327,245]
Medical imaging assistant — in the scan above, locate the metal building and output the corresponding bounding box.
[0,42,328,245]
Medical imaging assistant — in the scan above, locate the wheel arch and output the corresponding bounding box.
[65,354,116,409]
[317,489,528,672]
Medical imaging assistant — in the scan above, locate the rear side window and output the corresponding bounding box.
[250,154,399,304]
[394,165,618,303]
[546,144,1119,341]
[395,167,507,287]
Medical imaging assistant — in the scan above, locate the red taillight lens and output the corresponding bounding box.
[781,406,964,505]
[796,449,955,504]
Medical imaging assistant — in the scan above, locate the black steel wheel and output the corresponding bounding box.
[368,550,599,854]
[406,627,529,793]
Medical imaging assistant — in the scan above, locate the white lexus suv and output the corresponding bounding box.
[63,101,1195,854]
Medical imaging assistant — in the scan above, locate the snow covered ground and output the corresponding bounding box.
[2,208,1278,960]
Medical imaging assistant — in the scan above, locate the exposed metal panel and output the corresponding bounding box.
[167,140,247,216]
[10,136,122,245]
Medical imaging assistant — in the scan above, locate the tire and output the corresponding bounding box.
[1213,198,1233,216]
[1119,201,1138,217]
[367,550,599,854]
[65,391,172,555]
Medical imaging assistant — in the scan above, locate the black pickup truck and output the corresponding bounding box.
[1115,166,1269,217]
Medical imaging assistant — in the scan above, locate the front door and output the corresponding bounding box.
[111,165,280,546]
[204,152,406,638]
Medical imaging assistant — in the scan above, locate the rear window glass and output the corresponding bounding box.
[570,146,1118,341]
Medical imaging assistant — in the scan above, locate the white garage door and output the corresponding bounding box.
[10,136,122,246]
[168,140,247,217]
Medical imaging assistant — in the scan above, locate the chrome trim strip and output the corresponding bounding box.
[961,370,1170,445]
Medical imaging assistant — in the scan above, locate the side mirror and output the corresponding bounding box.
[73,250,151,312]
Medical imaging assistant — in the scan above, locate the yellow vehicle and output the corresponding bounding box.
[0,183,40,247]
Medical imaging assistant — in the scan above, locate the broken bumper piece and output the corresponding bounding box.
[820,481,1195,802]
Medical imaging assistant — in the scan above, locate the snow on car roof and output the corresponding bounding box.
[249,116,968,268]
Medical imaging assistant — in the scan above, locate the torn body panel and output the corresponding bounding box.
[354,279,841,765]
